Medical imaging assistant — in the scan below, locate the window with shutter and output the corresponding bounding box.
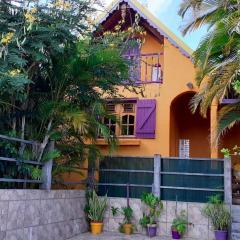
[136,99,156,139]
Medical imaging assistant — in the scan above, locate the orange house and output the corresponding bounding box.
[95,0,240,159]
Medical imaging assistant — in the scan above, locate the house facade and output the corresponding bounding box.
[96,0,240,159]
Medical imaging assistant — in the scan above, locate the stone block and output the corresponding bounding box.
[0,202,8,231]
[7,201,25,230]
[24,200,42,227]
[158,222,168,236]
[5,229,25,240]
[187,223,209,239]
[187,203,208,225]
[0,231,6,240]
[0,190,26,201]
[166,201,187,223]
[25,190,42,200]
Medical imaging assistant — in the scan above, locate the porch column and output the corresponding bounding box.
[210,99,219,158]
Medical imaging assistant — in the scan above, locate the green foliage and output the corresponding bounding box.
[87,190,108,222]
[139,213,150,228]
[221,145,240,158]
[202,195,231,231]
[42,150,61,162]
[179,0,240,141]
[141,193,163,225]
[0,0,141,181]
[171,210,190,236]
[111,206,119,217]
[111,206,134,224]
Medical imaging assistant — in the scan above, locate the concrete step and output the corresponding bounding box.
[232,223,240,233]
[232,233,240,240]
[232,205,240,222]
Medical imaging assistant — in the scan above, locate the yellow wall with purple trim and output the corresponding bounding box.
[99,32,214,158]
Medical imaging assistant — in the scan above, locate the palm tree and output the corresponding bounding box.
[179,0,240,141]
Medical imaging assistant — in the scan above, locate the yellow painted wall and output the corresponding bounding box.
[100,32,201,157]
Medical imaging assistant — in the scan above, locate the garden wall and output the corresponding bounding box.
[104,197,215,240]
[0,190,87,240]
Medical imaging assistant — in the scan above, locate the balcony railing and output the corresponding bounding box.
[123,52,163,84]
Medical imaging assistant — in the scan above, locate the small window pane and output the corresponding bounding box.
[122,115,128,124]
[110,125,116,134]
[121,126,128,135]
[110,119,116,124]
[129,115,135,124]
[123,103,135,113]
[106,104,115,113]
[129,125,135,135]
[104,118,109,125]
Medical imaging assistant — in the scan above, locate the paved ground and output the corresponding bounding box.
[69,232,193,240]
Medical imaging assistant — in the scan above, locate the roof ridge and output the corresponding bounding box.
[96,0,193,58]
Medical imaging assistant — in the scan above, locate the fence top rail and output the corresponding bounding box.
[0,178,42,183]
[0,134,36,145]
[161,157,225,161]
[100,169,154,173]
[104,155,153,159]
[103,156,225,161]
[0,157,43,166]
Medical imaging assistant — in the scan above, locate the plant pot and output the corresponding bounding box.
[123,223,132,235]
[147,224,157,238]
[214,230,228,240]
[172,229,181,239]
[90,222,103,235]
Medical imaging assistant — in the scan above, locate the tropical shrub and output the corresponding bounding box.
[87,190,108,223]
[171,210,190,235]
[141,192,163,225]
[202,195,231,231]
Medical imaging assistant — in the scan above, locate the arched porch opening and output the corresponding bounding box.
[170,92,211,158]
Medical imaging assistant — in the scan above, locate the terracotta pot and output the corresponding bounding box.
[123,223,132,235]
[90,222,103,235]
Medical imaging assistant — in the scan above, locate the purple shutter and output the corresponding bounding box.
[136,99,156,139]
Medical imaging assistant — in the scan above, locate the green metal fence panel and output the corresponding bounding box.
[161,158,224,202]
[98,156,224,202]
[99,156,153,198]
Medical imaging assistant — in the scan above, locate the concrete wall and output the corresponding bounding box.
[0,190,87,240]
[104,197,215,240]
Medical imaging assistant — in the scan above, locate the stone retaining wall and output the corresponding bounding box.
[0,190,87,240]
[104,197,214,240]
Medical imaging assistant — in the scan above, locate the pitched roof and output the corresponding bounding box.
[96,0,193,58]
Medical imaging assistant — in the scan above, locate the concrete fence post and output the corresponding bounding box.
[224,157,232,204]
[41,141,54,190]
[153,154,161,198]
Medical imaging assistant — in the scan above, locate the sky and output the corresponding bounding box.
[100,0,208,50]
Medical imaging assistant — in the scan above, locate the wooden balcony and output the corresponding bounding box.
[123,52,163,84]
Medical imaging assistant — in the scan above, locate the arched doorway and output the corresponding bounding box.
[170,92,211,158]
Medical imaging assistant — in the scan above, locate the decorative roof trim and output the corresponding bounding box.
[96,0,193,58]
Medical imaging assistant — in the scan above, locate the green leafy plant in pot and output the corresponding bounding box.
[87,190,108,235]
[202,195,231,240]
[140,193,163,238]
[171,210,191,239]
[111,206,134,235]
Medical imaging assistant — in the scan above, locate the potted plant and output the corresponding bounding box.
[111,206,134,235]
[202,195,231,240]
[140,192,163,238]
[87,190,108,235]
[171,210,190,239]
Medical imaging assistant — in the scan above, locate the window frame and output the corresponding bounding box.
[99,102,137,138]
